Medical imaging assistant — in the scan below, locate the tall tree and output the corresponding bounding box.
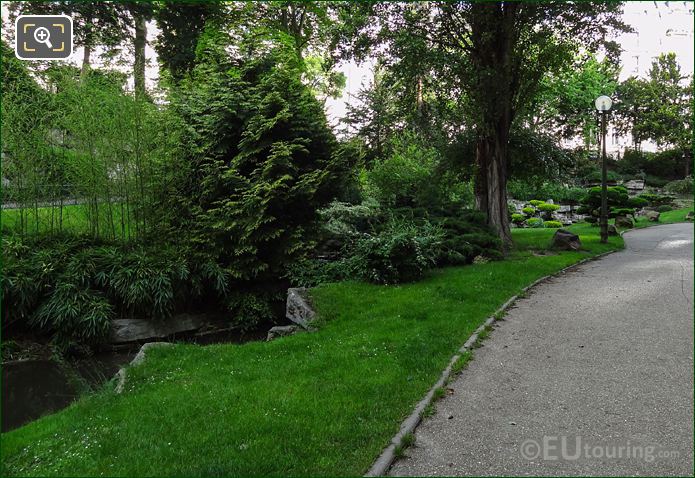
[438,3,626,244]
[530,55,619,147]
[615,53,692,175]
[152,1,225,81]
[359,2,627,244]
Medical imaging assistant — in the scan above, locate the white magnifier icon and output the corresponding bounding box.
[33,27,53,49]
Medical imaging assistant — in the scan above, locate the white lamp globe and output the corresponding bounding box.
[595,95,613,112]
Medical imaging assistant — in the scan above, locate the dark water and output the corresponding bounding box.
[2,352,134,432]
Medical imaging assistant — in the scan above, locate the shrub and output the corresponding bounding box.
[637,192,658,204]
[522,206,536,216]
[652,195,675,206]
[507,203,517,220]
[364,133,442,208]
[511,213,526,225]
[527,217,544,228]
[627,197,648,209]
[543,221,563,228]
[537,203,560,212]
[584,216,598,224]
[430,208,503,266]
[1,234,232,346]
[529,200,544,207]
[664,179,693,196]
[348,218,442,284]
[171,48,356,326]
[610,208,636,218]
[657,205,673,212]
[536,202,560,220]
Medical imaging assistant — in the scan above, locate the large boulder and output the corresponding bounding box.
[607,224,619,236]
[550,229,582,251]
[686,211,694,221]
[615,215,635,229]
[286,288,316,329]
[110,314,207,344]
[645,210,660,222]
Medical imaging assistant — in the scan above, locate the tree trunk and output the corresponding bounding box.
[475,135,513,247]
[80,44,91,80]
[134,14,147,97]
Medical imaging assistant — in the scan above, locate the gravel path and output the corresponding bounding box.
[389,223,694,477]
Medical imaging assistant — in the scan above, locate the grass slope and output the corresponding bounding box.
[0,225,626,476]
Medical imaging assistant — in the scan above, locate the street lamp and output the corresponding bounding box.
[595,95,612,244]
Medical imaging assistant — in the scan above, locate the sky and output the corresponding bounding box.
[3,1,694,130]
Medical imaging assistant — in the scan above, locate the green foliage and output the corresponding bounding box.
[657,205,673,213]
[363,133,442,208]
[431,208,503,266]
[627,197,648,209]
[529,200,544,207]
[637,192,658,204]
[1,234,231,346]
[527,218,544,228]
[618,148,689,181]
[581,186,629,209]
[168,45,354,321]
[537,203,560,213]
[507,180,585,205]
[543,221,562,228]
[610,208,635,218]
[511,213,526,225]
[346,218,442,285]
[615,54,692,155]
[534,55,618,145]
[664,179,694,196]
[522,207,536,216]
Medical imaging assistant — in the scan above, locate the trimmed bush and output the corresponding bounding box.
[627,197,648,209]
[511,213,526,225]
[527,217,544,228]
[544,221,563,228]
[610,208,636,218]
[522,206,536,216]
[537,203,560,213]
[657,205,673,212]
[637,192,658,204]
[529,200,544,207]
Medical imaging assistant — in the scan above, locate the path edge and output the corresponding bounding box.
[363,248,618,477]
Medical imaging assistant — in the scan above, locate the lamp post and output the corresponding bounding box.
[595,95,612,244]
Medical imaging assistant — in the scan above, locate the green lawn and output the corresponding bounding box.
[633,206,693,228]
[0,224,630,476]
[1,203,132,238]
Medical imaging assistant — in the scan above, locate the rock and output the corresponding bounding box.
[686,211,694,221]
[615,215,635,229]
[624,179,645,192]
[608,224,619,236]
[645,210,660,222]
[286,288,316,329]
[550,229,582,251]
[267,325,300,341]
[110,314,207,344]
[115,342,172,393]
